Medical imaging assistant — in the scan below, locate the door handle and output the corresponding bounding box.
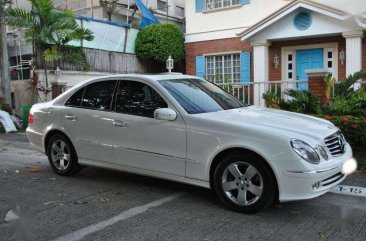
[113,120,127,127]
[65,114,77,121]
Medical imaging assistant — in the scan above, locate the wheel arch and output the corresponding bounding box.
[44,129,75,155]
[209,147,279,199]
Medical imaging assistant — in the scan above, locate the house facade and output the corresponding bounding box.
[185,0,366,106]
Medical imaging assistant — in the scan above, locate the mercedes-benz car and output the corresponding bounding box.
[26,74,357,213]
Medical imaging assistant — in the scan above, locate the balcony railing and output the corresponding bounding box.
[215,80,308,106]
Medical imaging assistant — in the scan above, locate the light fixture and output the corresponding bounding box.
[166,55,174,73]
[273,54,280,69]
[339,49,345,65]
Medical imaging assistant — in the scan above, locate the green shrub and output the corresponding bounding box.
[321,115,366,151]
[263,89,320,114]
[334,70,366,98]
[135,23,185,63]
[322,89,366,116]
[263,90,284,109]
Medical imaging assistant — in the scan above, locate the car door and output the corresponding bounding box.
[60,80,118,164]
[111,79,186,176]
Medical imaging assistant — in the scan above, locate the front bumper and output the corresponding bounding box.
[278,145,354,202]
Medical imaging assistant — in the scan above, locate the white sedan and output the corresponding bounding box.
[26,74,356,213]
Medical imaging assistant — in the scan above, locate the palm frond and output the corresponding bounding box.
[60,46,90,70]
[283,89,320,114]
[5,8,36,28]
[44,47,61,62]
[323,74,336,99]
[334,70,366,98]
[5,0,94,72]
[65,27,94,42]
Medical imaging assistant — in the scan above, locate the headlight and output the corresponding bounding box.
[291,139,320,164]
[316,145,328,160]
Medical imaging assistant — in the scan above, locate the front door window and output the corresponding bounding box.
[114,80,168,118]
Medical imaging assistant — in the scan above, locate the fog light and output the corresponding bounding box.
[342,158,357,175]
[312,182,320,190]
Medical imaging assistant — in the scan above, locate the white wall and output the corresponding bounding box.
[37,70,109,88]
[250,10,361,42]
[185,0,366,43]
[185,0,288,43]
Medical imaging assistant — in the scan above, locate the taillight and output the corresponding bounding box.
[28,113,34,124]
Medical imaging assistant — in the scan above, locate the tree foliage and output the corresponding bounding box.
[135,23,185,63]
[334,70,366,98]
[5,0,94,69]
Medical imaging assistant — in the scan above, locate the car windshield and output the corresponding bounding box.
[159,78,245,114]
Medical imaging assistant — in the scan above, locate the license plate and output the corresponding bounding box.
[330,185,366,197]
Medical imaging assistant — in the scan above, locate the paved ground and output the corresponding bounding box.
[0,133,366,241]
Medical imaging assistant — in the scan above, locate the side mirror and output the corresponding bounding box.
[154,108,177,121]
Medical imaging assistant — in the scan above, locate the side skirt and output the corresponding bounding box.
[78,158,211,189]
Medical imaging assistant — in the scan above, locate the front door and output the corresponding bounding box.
[296,48,324,90]
[111,79,186,176]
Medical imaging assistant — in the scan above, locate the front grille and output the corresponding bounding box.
[324,132,346,157]
[320,172,344,187]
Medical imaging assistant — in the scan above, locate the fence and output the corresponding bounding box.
[216,79,366,106]
[216,80,308,106]
[34,48,162,74]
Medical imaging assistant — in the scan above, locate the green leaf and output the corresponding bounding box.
[135,23,185,63]
[5,0,94,71]
[44,47,61,62]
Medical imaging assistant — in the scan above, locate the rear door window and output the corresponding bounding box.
[65,87,85,107]
[81,80,117,111]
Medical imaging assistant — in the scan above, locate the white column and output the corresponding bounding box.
[252,40,270,107]
[342,30,364,89]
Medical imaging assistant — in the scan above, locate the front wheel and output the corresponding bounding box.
[47,134,80,176]
[213,153,277,214]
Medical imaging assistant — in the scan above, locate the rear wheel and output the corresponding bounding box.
[47,134,80,176]
[213,152,276,214]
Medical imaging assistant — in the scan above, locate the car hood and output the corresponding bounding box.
[195,106,338,141]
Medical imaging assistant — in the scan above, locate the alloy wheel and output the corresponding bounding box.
[50,140,71,171]
[221,162,263,206]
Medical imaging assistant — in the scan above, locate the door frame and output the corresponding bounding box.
[281,42,339,85]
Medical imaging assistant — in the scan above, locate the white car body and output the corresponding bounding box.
[27,74,354,203]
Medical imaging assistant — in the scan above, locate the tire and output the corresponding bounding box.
[213,152,277,214]
[47,134,81,176]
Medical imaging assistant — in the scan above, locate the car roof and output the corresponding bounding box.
[52,73,201,104]
[95,73,199,81]
[74,73,201,87]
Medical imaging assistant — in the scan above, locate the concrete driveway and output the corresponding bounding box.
[0,133,365,241]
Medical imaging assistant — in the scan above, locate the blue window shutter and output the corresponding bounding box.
[240,0,250,5]
[196,0,204,13]
[196,56,205,78]
[240,52,251,83]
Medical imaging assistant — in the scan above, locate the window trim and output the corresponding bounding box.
[204,0,241,11]
[204,53,241,84]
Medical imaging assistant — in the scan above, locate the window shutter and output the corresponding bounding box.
[196,0,204,12]
[196,56,205,78]
[240,0,250,5]
[240,52,251,83]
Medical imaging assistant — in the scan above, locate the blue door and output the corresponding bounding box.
[296,48,324,90]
